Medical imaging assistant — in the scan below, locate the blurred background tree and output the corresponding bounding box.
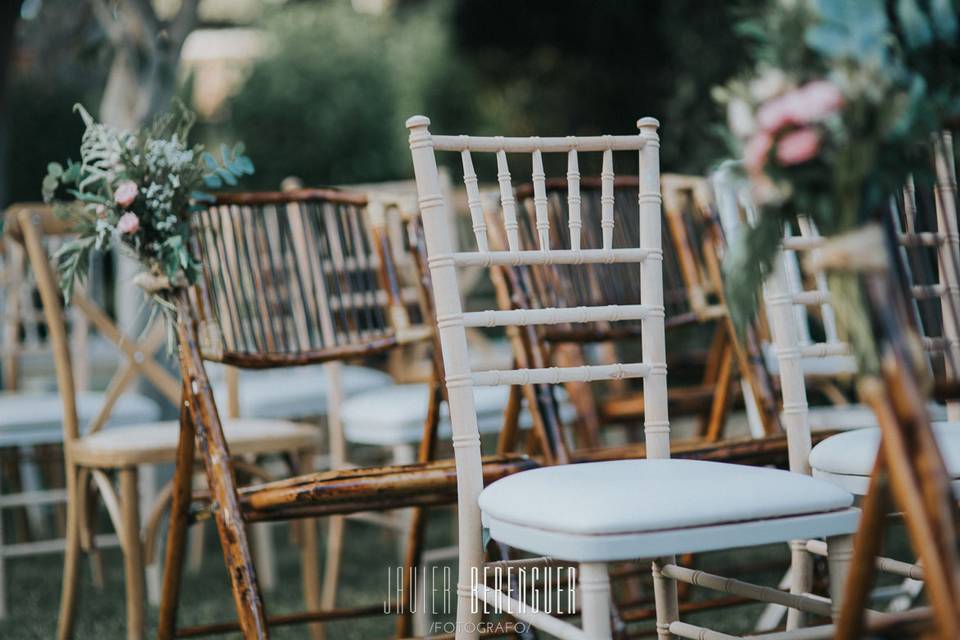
[3,0,763,204]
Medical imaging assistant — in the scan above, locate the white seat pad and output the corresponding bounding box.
[479,459,857,561]
[212,364,392,419]
[0,391,162,447]
[811,423,960,495]
[801,403,947,432]
[341,383,576,446]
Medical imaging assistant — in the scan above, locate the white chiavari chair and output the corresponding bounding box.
[714,144,960,626]
[408,115,859,640]
[806,134,960,498]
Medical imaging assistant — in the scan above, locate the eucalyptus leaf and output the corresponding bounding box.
[896,0,934,49]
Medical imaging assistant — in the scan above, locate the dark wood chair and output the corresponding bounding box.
[157,188,534,639]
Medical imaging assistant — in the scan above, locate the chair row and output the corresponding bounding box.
[6,119,958,639]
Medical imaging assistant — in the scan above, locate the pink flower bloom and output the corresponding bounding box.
[94,204,107,218]
[795,81,844,122]
[117,212,140,234]
[756,93,800,133]
[114,181,138,208]
[744,131,773,174]
[776,127,821,166]
[755,80,844,134]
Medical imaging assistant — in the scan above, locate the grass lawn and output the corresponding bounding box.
[2,508,912,639]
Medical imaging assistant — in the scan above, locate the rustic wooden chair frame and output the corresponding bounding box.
[156,188,534,639]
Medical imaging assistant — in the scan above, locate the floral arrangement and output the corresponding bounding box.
[42,101,254,304]
[715,0,960,371]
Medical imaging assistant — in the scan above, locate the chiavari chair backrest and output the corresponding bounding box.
[4,205,179,442]
[191,189,430,369]
[889,132,960,417]
[713,168,850,474]
[407,115,666,594]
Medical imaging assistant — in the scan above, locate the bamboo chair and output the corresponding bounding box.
[156,188,534,639]
[4,205,321,640]
[407,115,860,640]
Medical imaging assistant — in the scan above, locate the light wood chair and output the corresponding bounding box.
[0,219,164,620]
[4,205,321,640]
[155,188,535,639]
[407,115,860,640]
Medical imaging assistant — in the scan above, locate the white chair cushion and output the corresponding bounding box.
[479,459,858,561]
[810,422,960,495]
[800,403,948,432]
[341,383,576,446]
[212,364,392,419]
[0,391,162,448]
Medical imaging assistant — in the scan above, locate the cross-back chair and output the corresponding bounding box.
[156,188,534,639]
[3,205,322,640]
[408,114,861,640]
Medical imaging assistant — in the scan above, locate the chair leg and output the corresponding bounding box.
[56,464,82,640]
[157,396,196,640]
[0,457,6,620]
[786,539,813,629]
[579,562,613,640]
[320,516,345,611]
[300,519,323,640]
[826,534,855,622]
[119,467,145,640]
[251,522,276,592]
[186,474,205,575]
[651,557,679,640]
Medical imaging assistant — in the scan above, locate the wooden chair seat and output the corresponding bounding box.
[478,458,858,562]
[68,418,319,467]
[811,423,960,496]
[0,390,161,447]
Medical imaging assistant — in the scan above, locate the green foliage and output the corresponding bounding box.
[225,1,475,188]
[44,101,253,303]
[717,0,960,345]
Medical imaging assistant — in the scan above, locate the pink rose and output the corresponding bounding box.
[117,212,140,234]
[114,181,139,207]
[755,80,844,134]
[776,127,820,166]
[795,81,844,122]
[743,131,773,174]
[756,93,801,133]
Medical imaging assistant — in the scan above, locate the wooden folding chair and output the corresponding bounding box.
[407,114,860,640]
[156,188,534,639]
[4,205,321,640]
